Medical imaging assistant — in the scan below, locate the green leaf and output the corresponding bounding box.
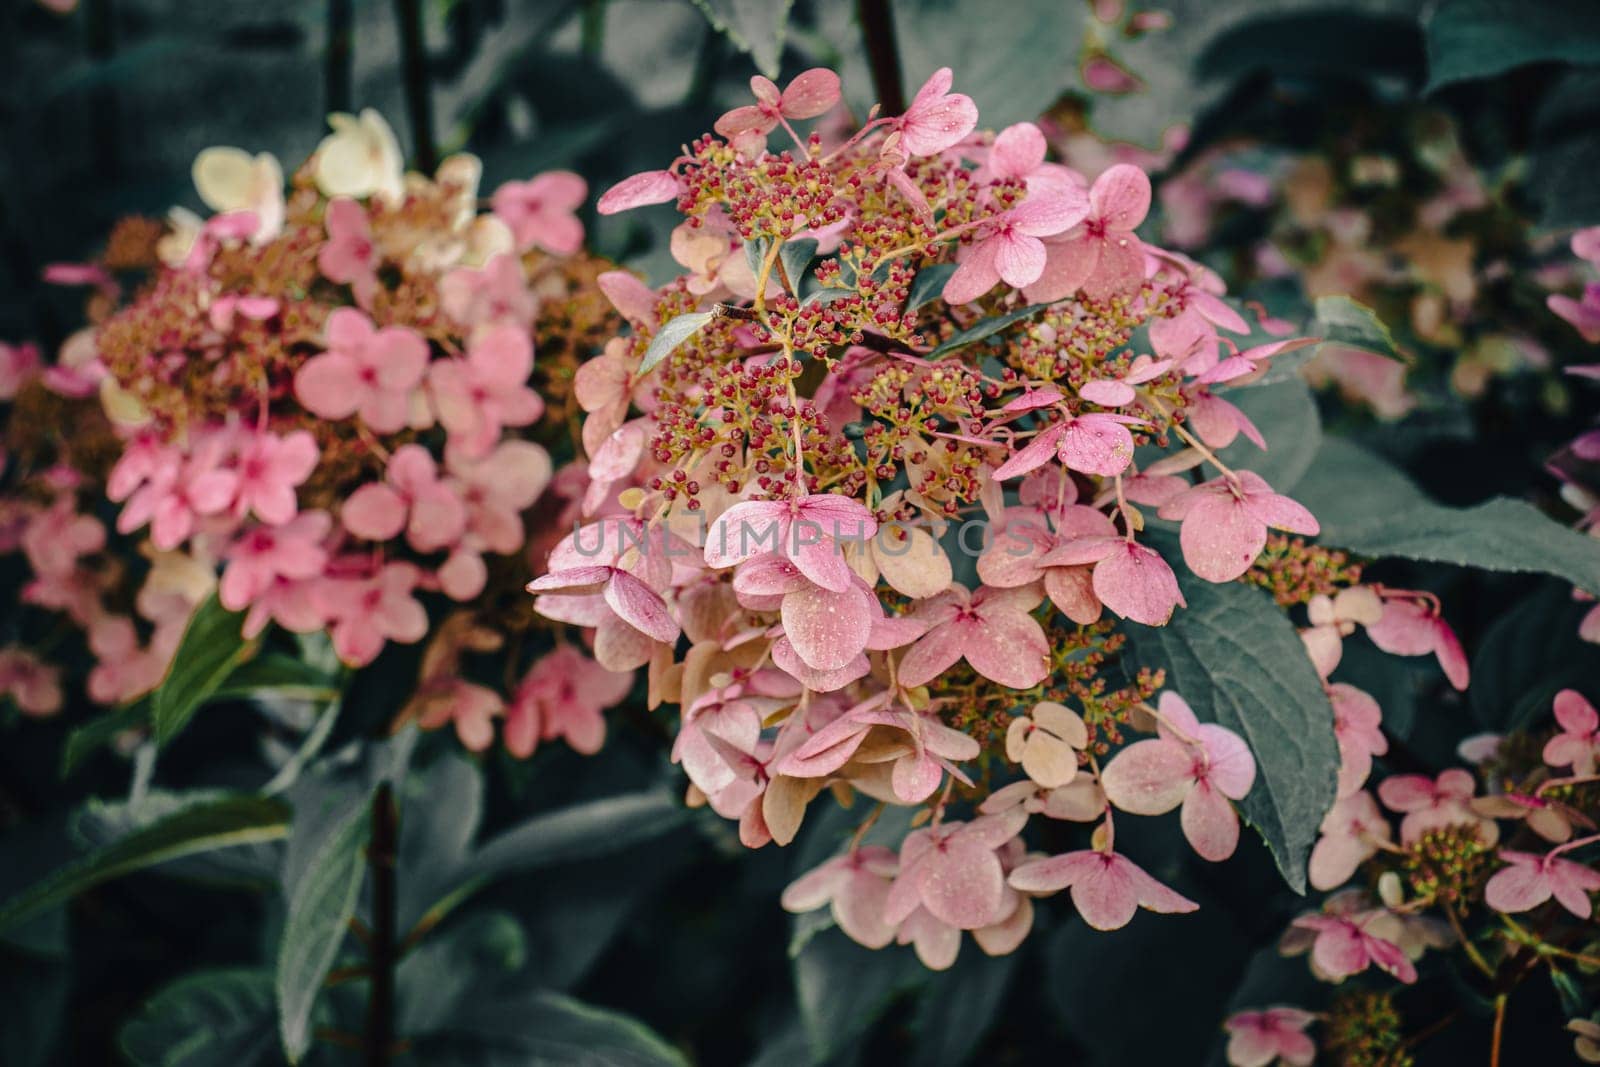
[892,0,1082,128]
[1125,579,1336,893]
[396,912,527,1037]
[1313,295,1398,358]
[779,238,818,297]
[152,594,253,748]
[638,310,716,375]
[397,755,483,934]
[906,263,957,312]
[929,303,1048,357]
[61,700,148,777]
[0,796,290,933]
[121,968,278,1066]
[1292,439,1600,592]
[213,655,339,704]
[0,946,68,1067]
[794,928,928,1061]
[689,0,794,78]
[415,791,690,935]
[908,950,1015,1067]
[1468,584,1595,733]
[1215,378,1321,490]
[275,798,369,1063]
[1424,0,1600,91]
[409,989,687,1066]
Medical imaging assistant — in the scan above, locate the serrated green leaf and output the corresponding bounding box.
[638,310,716,375]
[61,700,148,777]
[689,0,794,78]
[906,263,957,312]
[153,594,253,748]
[930,303,1048,357]
[1125,579,1337,894]
[1292,438,1600,592]
[0,796,290,933]
[1424,0,1600,91]
[120,968,278,1067]
[1313,295,1398,358]
[276,799,368,1063]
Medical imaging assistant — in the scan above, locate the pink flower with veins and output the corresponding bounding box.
[439,253,536,329]
[1223,1008,1316,1067]
[980,122,1084,198]
[1100,691,1256,861]
[1183,387,1266,451]
[977,504,1113,624]
[492,171,587,254]
[1331,683,1387,798]
[1288,909,1418,984]
[1544,689,1600,774]
[942,192,1089,304]
[504,644,632,758]
[596,170,680,215]
[240,575,327,640]
[317,197,378,305]
[294,308,429,434]
[429,324,543,457]
[315,560,429,667]
[1025,163,1150,302]
[715,69,841,146]
[704,493,876,593]
[0,648,63,717]
[1300,585,1383,678]
[1377,769,1498,846]
[674,676,788,795]
[416,679,503,751]
[1158,471,1319,583]
[778,690,979,804]
[893,67,978,157]
[526,564,680,671]
[1008,846,1197,930]
[1309,790,1391,891]
[215,429,318,526]
[885,810,1027,931]
[781,846,899,950]
[1365,589,1469,690]
[897,583,1050,690]
[1006,701,1088,788]
[993,408,1144,480]
[1078,354,1172,407]
[448,439,552,554]
[731,555,916,677]
[1035,535,1185,627]
[1484,842,1600,918]
[342,444,466,552]
[219,511,331,611]
[114,432,235,550]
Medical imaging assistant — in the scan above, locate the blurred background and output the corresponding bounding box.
[4,0,1600,1064]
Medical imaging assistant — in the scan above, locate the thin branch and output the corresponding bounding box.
[392,0,437,172]
[363,783,398,1067]
[326,0,354,115]
[856,0,905,114]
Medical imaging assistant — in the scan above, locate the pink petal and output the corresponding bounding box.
[1089,164,1151,231]
[993,423,1068,480]
[597,170,678,214]
[779,68,841,119]
[1181,780,1241,861]
[782,582,873,671]
[342,483,407,540]
[964,607,1049,689]
[1179,495,1266,583]
[1092,542,1184,626]
[1101,739,1193,815]
[897,620,969,687]
[603,571,679,644]
[919,836,1006,929]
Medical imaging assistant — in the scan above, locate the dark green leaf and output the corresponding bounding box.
[638,311,716,375]
[908,949,1016,1067]
[793,929,928,1061]
[930,303,1048,357]
[152,594,253,748]
[1424,0,1600,91]
[1215,378,1321,490]
[121,968,278,1067]
[1125,579,1337,893]
[689,0,794,78]
[1529,133,1600,229]
[0,796,289,933]
[906,263,958,312]
[779,238,818,296]
[892,0,1081,128]
[61,700,148,777]
[213,655,339,703]
[275,799,368,1062]
[1469,584,1596,733]
[1313,295,1398,358]
[409,989,688,1066]
[396,912,527,1037]
[0,946,68,1067]
[1292,439,1600,592]
[398,755,483,934]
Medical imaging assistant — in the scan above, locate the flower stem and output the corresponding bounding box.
[392,0,437,172]
[856,0,905,114]
[1489,993,1507,1067]
[364,782,398,1067]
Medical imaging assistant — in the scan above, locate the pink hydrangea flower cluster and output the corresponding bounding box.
[531,66,1343,967]
[0,114,631,757]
